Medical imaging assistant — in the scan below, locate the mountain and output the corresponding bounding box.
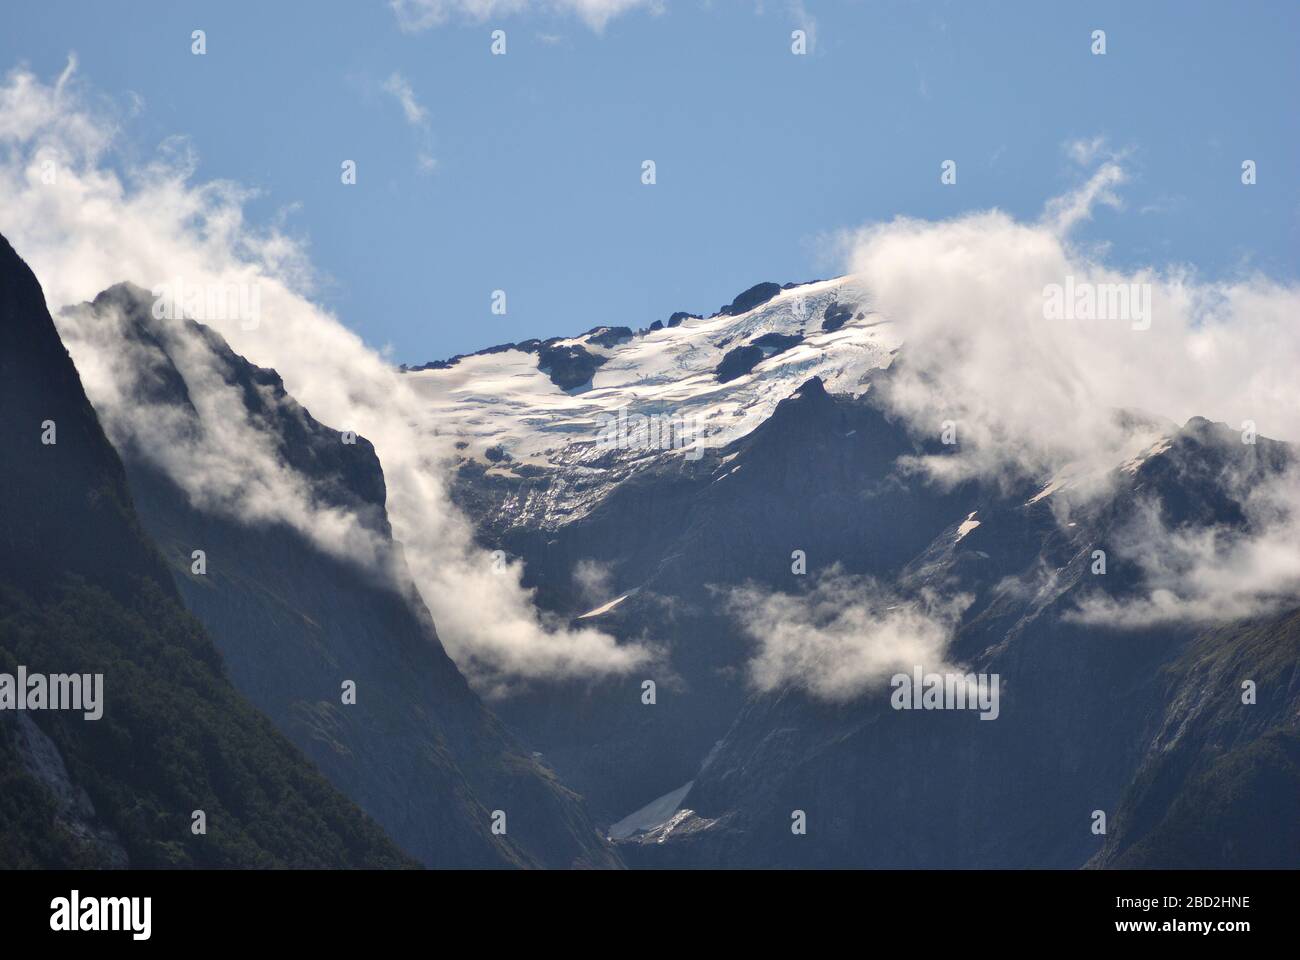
[404,280,902,820]
[10,229,1291,870]
[0,232,412,868]
[405,277,889,529]
[54,284,621,869]
[407,279,1300,868]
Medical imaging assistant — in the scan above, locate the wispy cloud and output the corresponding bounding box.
[389,0,660,33]
[1044,156,1126,234]
[383,71,428,126]
[382,71,436,172]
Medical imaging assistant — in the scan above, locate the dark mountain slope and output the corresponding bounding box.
[459,377,978,823]
[620,416,1299,868]
[1092,609,1300,868]
[0,232,411,867]
[60,284,619,869]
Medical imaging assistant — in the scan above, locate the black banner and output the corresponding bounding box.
[0,868,1287,946]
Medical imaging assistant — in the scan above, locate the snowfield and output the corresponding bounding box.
[405,277,900,501]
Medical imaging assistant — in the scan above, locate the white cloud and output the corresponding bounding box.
[1043,159,1126,234]
[727,570,972,701]
[57,291,396,577]
[382,72,436,172]
[573,558,613,604]
[835,165,1300,490]
[0,59,648,691]
[1070,462,1300,628]
[833,143,1300,626]
[389,0,660,33]
[1064,135,1110,167]
[383,71,428,127]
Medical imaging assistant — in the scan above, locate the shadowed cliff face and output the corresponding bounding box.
[610,415,1299,868]
[0,246,169,601]
[59,284,620,869]
[0,232,413,868]
[1090,610,1300,869]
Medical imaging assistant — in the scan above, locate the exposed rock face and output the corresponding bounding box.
[714,333,805,383]
[10,714,129,867]
[720,281,782,316]
[821,301,855,333]
[714,344,766,383]
[537,342,607,391]
[585,326,633,348]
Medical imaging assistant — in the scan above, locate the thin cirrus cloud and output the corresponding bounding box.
[388,0,662,33]
[0,58,650,693]
[382,71,428,126]
[386,1,816,37]
[382,71,436,172]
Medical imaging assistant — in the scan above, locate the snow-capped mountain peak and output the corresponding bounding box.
[405,277,899,487]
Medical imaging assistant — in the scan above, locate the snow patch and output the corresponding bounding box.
[1119,437,1174,475]
[577,594,628,619]
[955,512,981,542]
[607,781,694,840]
[1026,477,1067,505]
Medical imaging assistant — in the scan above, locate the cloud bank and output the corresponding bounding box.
[0,59,648,691]
[839,157,1300,487]
[836,142,1300,629]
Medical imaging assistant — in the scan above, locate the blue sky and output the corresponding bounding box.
[2,0,1296,362]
